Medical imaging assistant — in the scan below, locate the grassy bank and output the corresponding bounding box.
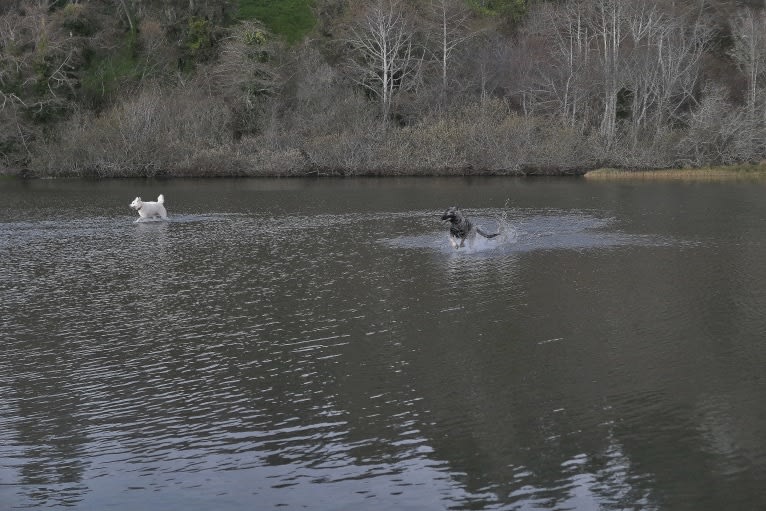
[585,164,766,180]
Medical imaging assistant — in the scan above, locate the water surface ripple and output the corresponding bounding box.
[2,178,766,510]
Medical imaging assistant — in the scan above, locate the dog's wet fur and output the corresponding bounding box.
[441,206,499,249]
[130,194,168,222]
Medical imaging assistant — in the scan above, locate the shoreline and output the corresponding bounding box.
[1,166,591,179]
[584,164,766,180]
[4,163,766,180]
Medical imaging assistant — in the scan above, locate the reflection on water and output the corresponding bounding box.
[2,178,766,510]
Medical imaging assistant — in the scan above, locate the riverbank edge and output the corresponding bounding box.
[1,165,590,179]
[585,163,766,179]
[3,163,766,179]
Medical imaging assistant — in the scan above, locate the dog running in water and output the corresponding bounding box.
[130,194,168,222]
[441,206,499,249]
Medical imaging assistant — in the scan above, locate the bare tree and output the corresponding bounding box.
[449,30,516,106]
[345,0,421,123]
[522,0,592,128]
[522,0,624,141]
[523,0,709,148]
[729,7,766,120]
[591,0,626,143]
[426,0,473,102]
[0,4,82,112]
[619,2,710,141]
[680,84,747,165]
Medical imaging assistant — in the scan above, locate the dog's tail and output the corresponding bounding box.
[157,194,164,204]
[477,227,500,239]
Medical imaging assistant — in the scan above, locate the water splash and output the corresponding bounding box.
[435,201,519,254]
[492,199,519,246]
[383,205,669,255]
[133,216,167,224]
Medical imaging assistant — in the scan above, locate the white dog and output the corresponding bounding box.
[130,194,168,222]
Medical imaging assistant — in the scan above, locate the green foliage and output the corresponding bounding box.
[59,3,95,37]
[237,0,315,44]
[186,16,213,54]
[80,34,140,109]
[243,25,269,46]
[180,16,225,69]
[467,0,527,22]
[32,52,50,98]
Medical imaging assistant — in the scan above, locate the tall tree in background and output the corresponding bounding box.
[592,0,624,144]
[427,0,473,103]
[617,2,709,142]
[345,0,421,124]
[523,0,591,128]
[730,7,766,120]
[729,7,766,159]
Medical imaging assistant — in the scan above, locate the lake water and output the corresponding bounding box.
[2,177,766,510]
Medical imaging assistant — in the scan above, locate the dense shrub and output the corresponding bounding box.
[31,87,230,176]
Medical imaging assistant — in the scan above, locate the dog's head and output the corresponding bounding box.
[441,206,463,224]
[129,197,143,210]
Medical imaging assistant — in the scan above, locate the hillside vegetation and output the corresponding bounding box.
[1,0,766,177]
[237,0,316,42]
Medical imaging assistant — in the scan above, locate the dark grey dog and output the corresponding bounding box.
[441,206,500,249]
